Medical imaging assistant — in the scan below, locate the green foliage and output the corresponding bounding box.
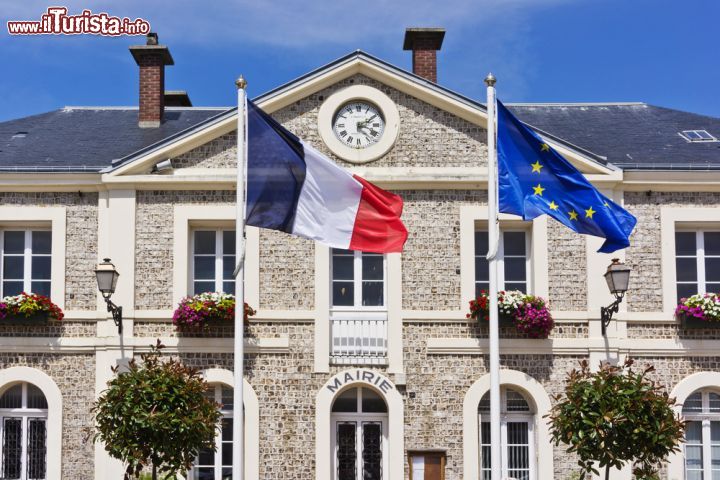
[546,359,685,480]
[93,340,222,480]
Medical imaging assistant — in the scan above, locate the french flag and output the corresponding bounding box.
[245,100,408,253]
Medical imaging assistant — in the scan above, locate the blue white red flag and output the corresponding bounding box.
[246,100,408,253]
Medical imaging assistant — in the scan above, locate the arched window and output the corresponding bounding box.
[189,384,233,480]
[0,382,48,480]
[478,387,536,480]
[331,387,388,480]
[682,389,720,479]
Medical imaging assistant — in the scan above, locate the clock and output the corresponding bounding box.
[317,85,400,164]
[332,101,385,149]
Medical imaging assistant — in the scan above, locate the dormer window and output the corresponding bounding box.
[679,130,717,142]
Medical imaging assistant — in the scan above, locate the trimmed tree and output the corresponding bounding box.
[93,341,222,480]
[546,359,685,480]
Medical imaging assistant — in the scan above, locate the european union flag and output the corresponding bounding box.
[497,100,637,253]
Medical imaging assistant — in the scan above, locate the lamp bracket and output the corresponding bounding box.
[600,292,625,336]
[104,297,123,334]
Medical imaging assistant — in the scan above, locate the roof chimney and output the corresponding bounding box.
[129,33,174,128]
[403,28,445,83]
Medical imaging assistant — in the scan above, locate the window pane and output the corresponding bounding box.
[193,467,214,479]
[708,283,720,294]
[30,281,51,297]
[3,232,24,254]
[332,255,354,281]
[336,423,357,479]
[332,388,357,412]
[221,386,233,410]
[706,232,720,256]
[676,232,697,255]
[686,420,703,440]
[3,418,21,479]
[0,384,22,408]
[3,256,23,279]
[478,393,490,413]
[504,258,527,284]
[193,257,216,280]
[475,257,489,282]
[31,256,51,280]
[475,231,488,255]
[221,281,234,294]
[684,393,704,414]
[27,419,47,480]
[197,447,214,465]
[676,257,698,282]
[711,393,720,413]
[223,256,236,280]
[222,231,236,254]
[506,390,531,412]
[26,384,47,409]
[221,442,232,467]
[221,418,232,441]
[194,231,216,255]
[678,283,699,302]
[362,388,387,413]
[362,281,384,307]
[475,282,489,297]
[3,281,23,297]
[362,255,383,281]
[193,281,215,295]
[707,258,720,282]
[504,232,526,256]
[332,282,354,306]
[31,231,51,254]
[362,422,382,480]
[505,282,527,292]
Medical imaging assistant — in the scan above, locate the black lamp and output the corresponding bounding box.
[95,258,122,334]
[600,258,631,336]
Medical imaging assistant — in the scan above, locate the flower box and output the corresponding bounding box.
[468,290,554,338]
[3,312,51,325]
[173,292,255,331]
[0,293,64,323]
[676,293,720,328]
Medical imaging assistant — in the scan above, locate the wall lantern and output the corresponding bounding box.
[95,258,122,334]
[600,258,631,336]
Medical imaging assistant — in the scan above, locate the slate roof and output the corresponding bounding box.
[1,50,719,172]
[0,107,225,172]
[507,103,720,171]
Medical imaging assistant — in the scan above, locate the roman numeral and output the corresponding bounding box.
[339,130,347,137]
[356,105,361,112]
[370,130,378,137]
[367,114,377,122]
[337,123,345,128]
[347,136,353,143]
[338,115,346,119]
[346,107,353,114]
[372,123,380,127]
[356,138,361,146]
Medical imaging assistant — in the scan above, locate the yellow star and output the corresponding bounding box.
[568,210,578,221]
[540,143,550,152]
[585,206,596,219]
[533,184,545,196]
[531,160,543,173]
[603,201,610,207]
[549,201,559,211]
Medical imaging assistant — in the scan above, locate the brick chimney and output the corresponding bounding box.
[403,28,445,83]
[129,33,174,128]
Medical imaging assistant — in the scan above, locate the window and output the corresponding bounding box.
[190,385,234,480]
[475,230,529,295]
[409,452,446,480]
[0,382,48,480]
[682,389,720,480]
[478,388,536,480]
[675,230,720,301]
[331,249,385,308]
[191,230,236,295]
[680,130,718,143]
[1,230,51,298]
[331,387,387,480]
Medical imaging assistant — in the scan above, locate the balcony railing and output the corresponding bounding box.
[330,314,388,365]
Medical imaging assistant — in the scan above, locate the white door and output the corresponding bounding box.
[331,416,388,480]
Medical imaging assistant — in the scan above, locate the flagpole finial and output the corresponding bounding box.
[235,75,247,90]
[484,73,496,87]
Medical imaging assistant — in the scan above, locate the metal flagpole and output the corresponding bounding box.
[485,73,501,480]
[232,75,248,480]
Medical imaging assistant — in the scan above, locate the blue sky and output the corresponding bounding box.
[0,0,717,122]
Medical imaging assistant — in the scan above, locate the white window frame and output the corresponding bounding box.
[682,389,720,480]
[0,229,52,298]
[189,384,233,480]
[330,250,387,316]
[0,382,49,480]
[330,388,389,480]
[474,228,532,294]
[675,229,720,300]
[478,388,537,480]
[190,228,236,295]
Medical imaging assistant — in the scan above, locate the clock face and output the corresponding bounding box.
[332,101,385,149]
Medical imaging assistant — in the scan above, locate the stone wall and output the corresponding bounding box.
[0,353,95,479]
[0,192,98,310]
[547,219,587,311]
[258,230,315,310]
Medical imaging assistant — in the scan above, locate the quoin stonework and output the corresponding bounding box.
[0,28,719,480]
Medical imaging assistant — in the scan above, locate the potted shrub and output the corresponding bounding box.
[0,292,64,324]
[467,289,554,338]
[676,293,720,328]
[172,292,255,331]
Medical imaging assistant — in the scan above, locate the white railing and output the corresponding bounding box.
[330,314,388,365]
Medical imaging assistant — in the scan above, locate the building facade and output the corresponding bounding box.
[1,29,720,480]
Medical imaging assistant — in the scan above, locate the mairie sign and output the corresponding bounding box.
[325,369,394,394]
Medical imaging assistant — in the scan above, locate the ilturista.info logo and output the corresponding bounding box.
[7,7,151,36]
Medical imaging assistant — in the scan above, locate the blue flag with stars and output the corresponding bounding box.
[496,100,636,253]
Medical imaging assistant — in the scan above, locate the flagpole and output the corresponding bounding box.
[232,75,248,480]
[485,73,502,480]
